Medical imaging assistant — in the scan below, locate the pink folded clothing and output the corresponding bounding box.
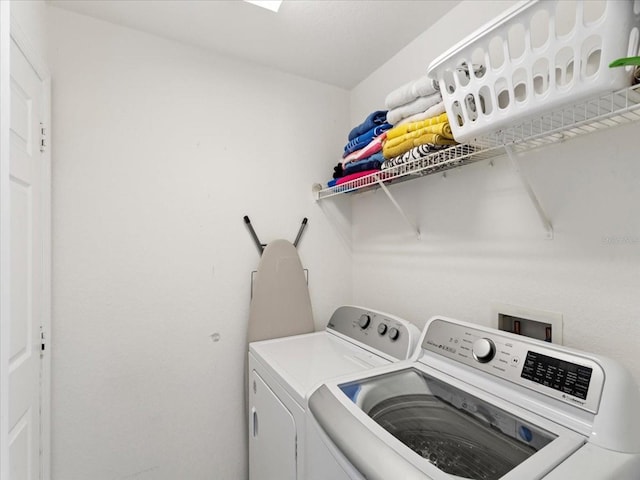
[342,133,387,165]
[336,170,381,186]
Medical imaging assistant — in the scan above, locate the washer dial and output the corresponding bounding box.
[472,338,495,363]
[388,327,400,341]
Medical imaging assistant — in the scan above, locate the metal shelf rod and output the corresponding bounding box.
[374,174,421,240]
[504,145,553,239]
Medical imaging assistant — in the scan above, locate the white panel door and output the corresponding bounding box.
[249,370,297,480]
[8,36,46,480]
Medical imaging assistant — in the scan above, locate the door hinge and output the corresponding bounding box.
[40,123,47,153]
[40,327,46,354]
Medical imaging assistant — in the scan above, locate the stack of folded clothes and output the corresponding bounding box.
[385,74,446,126]
[328,110,392,187]
[381,112,457,168]
[325,77,459,188]
[380,75,457,169]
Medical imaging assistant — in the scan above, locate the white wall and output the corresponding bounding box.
[350,1,640,384]
[10,0,48,59]
[47,6,350,480]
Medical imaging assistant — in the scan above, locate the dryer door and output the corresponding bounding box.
[249,370,297,480]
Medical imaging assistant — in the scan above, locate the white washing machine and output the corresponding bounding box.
[307,315,640,480]
[248,305,421,480]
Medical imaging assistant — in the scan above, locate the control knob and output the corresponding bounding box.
[472,338,495,363]
[377,323,388,335]
[388,327,400,341]
[358,314,371,329]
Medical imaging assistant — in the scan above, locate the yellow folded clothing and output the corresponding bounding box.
[382,133,457,159]
[384,123,454,152]
[386,113,450,140]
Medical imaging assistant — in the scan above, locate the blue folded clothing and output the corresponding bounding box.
[348,110,388,141]
[343,153,384,176]
[343,124,392,157]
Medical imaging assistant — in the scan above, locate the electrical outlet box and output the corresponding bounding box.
[491,303,563,344]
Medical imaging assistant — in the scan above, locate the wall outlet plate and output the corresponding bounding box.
[490,302,563,344]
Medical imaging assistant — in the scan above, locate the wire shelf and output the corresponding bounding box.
[314,84,640,201]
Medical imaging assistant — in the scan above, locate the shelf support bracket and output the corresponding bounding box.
[504,145,553,239]
[374,174,421,239]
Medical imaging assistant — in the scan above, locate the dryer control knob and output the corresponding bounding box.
[358,314,371,329]
[388,327,400,341]
[472,338,495,363]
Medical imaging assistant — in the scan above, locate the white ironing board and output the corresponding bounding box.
[247,239,314,342]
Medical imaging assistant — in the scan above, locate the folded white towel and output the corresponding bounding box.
[394,101,447,127]
[385,75,439,110]
[387,93,442,126]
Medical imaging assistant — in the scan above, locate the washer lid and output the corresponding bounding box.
[309,363,586,480]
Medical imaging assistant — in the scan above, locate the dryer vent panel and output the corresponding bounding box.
[491,303,563,344]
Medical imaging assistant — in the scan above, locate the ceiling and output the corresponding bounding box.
[48,0,460,89]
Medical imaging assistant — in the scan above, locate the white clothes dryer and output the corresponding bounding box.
[248,305,421,480]
[307,316,640,480]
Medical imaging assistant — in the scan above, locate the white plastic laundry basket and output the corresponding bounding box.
[426,0,640,143]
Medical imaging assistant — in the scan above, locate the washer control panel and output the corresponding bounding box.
[421,318,605,413]
[327,306,419,361]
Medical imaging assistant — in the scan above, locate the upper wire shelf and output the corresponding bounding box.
[314,84,640,201]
